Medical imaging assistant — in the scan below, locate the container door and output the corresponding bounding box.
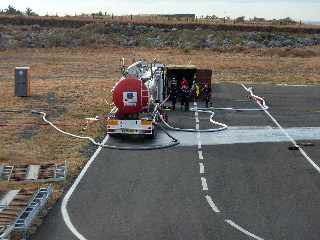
[15,68,29,97]
[196,69,212,100]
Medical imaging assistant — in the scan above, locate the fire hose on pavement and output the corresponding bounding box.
[159,85,268,133]
[31,85,267,150]
[31,109,179,151]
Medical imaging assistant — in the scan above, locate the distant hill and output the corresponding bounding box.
[305,21,320,25]
[1,15,320,34]
[0,15,320,50]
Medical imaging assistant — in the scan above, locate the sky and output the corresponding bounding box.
[1,0,320,21]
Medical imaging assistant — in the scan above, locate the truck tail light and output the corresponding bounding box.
[107,120,119,125]
[141,120,152,126]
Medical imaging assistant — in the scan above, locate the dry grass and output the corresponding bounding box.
[0,47,320,231]
[1,47,320,165]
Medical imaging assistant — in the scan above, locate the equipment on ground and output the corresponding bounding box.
[31,61,268,150]
[15,67,31,97]
[107,60,213,136]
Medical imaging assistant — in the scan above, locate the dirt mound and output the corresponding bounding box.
[263,48,318,58]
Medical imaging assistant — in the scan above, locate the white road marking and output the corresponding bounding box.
[195,111,199,117]
[196,132,201,139]
[241,84,320,175]
[165,127,320,146]
[198,150,204,160]
[225,219,265,240]
[205,195,221,213]
[199,162,205,174]
[276,83,312,87]
[201,177,209,191]
[194,102,221,218]
[61,135,109,240]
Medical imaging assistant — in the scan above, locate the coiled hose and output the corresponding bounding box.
[159,85,268,133]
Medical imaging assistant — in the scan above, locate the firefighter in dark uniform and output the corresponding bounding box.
[170,77,178,111]
[203,83,211,108]
[180,77,190,112]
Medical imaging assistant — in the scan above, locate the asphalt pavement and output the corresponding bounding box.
[33,83,320,240]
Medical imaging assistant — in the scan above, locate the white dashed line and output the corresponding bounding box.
[194,100,265,239]
[199,162,205,174]
[225,219,265,240]
[198,150,204,160]
[201,177,209,191]
[205,195,221,213]
[194,102,221,220]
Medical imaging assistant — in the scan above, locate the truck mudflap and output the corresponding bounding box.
[107,119,154,135]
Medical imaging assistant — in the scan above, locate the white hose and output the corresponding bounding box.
[160,108,228,133]
[241,84,269,110]
[160,84,268,132]
[32,110,105,146]
[31,107,180,150]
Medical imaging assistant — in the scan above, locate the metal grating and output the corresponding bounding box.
[0,163,66,183]
[14,186,53,230]
[0,189,36,239]
[0,186,52,239]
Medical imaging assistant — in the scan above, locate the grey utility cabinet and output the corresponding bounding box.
[15,67,30,97]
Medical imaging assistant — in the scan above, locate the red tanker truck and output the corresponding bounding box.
[107,61,165,137]
[107,60,212,137]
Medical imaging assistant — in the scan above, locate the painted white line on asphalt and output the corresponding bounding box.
[198,150,204,160]
[199,162,205,174]
[201,177,209,191]
[205,195,221,213]
[197,132,201,139]
[195,111,199,117]
[225,219,264,240]
[61,135,109,240]
[196,105,201,149]
[241,84,320,175]
[259,101,320,174]
[276,83,312,87]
